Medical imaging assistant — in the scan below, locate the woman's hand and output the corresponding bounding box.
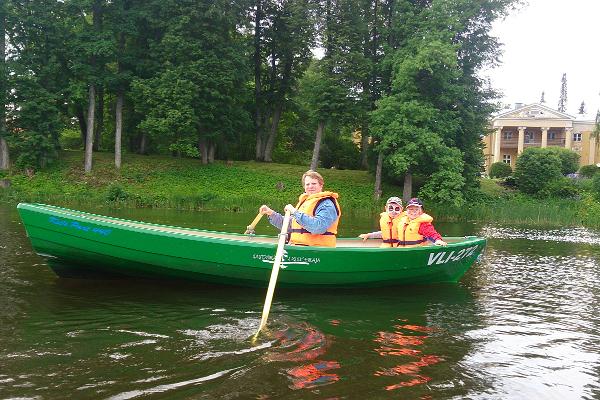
[259,205,274,216]
[284,204,297,214]
[358,233,370,241]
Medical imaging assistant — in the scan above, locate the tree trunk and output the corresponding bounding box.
[91,0,103,152]
[208,141,215,163]
[84,85,96,173]
[263,104,282,162]
[93,86,104,151]
[256,134,264,161]
[198,136,208,165]
[114,92,123,169]
[360,123,370,169]
[374,151,383,200]
[0,4,8,170]
[139,133,147,154]
[310,120,325,171]
[0,137,8,170]
[403,172,412,202]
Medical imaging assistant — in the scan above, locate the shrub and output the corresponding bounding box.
[489,161,512,179]
[546,147,580,175]
[59,128,83,150]
[106,183,129,202]
[541,177,579,199]
[514,148,562,195]
[592,174,600,201]
[579,164,599,178]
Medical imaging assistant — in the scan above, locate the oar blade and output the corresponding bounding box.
[255,210,292,336]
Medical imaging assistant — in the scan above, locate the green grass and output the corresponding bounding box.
[0,150,398,212]
[2,151,600,227]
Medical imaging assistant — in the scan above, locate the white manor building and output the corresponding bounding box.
[484,103,598,171]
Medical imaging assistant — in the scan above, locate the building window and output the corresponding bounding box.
[502,155,511,164]
[503,131,512,140]
[573,132,582,142]
[548,131,556,140]
[525,132,533,143]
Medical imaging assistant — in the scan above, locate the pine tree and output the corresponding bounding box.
[558,73,567,112]
[0,0,8,170]
[578,101,586,114]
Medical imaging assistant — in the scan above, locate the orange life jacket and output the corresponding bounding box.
[378,211,403,248]
[397,213,433,247]
[289,191,341,247]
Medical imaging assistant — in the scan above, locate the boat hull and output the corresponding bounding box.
[17,203,486,288]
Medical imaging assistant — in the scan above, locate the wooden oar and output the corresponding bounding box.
[255,209,292,337]
[244,212,264,234]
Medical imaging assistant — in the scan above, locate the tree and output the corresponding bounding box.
[540,91,545,103]
[558,73,567,112]
[578,101,585,115]
[296,60,347,170]
[0,0,8,170]
[6,0,68,170]
[514,148,563,195]
[254,0,317,162]
[489,161,512,179]
[545,147,580,175]
[132,0,251,164]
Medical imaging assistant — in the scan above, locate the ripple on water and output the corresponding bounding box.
[481,225,600,246]
[463,230,600,399]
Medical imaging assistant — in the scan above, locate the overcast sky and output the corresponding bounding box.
[484,0,600,118]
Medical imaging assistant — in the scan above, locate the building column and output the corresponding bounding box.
[493,127,502,163]
[517,126,525,155]
[565,127,573,149]
[541,127,548,148]
[590,134,597,165]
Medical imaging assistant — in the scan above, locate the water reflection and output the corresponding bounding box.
[3,204,600,399]
[374,322,442,390]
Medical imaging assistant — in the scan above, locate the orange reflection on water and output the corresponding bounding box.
[265,323,341,390]
[374,323,442,391]
[267,324,330,362]
[287,360,341,390]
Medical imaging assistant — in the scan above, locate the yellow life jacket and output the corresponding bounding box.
[289,191,341,247]
[378,211,403,248]
[397,213,433,247]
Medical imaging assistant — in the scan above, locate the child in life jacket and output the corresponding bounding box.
[398,198,447,247]
[358,197,405,247]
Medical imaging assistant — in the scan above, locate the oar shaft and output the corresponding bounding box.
[244,213,264,234]
[256,210,291,335]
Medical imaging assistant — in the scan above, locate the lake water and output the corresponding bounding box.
[1,203,600,399]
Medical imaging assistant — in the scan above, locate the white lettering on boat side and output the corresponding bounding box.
[252,253,320,268]
[427,245,480,266]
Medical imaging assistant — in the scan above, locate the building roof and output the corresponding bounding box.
[493,103,576,121]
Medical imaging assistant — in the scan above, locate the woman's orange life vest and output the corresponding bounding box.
[397,213,433,247]
[289,191,341,247]
[378,211,403,248]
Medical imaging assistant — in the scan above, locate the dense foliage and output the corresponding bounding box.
[545,147,580,175]
[579,164,599,178]
[513,148,563,196]
[489,161,512,178]
[1,0,518,203]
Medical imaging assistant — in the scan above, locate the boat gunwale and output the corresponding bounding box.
[17,202,486,252]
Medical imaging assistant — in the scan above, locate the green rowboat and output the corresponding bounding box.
[17,203,485,288]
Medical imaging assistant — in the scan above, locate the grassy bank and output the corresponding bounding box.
[1,150,600,228]
[0,150,397,212]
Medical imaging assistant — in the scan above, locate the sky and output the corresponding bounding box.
[484,0,600,119]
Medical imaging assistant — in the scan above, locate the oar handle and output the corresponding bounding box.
[255,210,291,336]
[244,213,264,234]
